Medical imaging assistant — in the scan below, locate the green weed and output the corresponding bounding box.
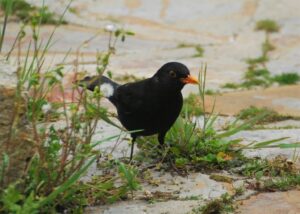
[177,42,204,57]
[191,193,236,214]
[222,19,286,90]
[240,156,300,191]
[255,19,280,33]
[222,82,239,89]
[237,106,291,124]
[182,93,203,117]
[0,0,66,24]
[273,72,300,85]
[192,45,205,58]
[0,2,138,212]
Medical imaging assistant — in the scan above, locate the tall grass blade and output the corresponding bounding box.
[216,112,268,138]
[0,153,9,184]
[38,156,96,208]
[252,137,290,149]
[0,0,13,52]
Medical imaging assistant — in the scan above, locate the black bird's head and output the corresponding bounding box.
[153,62,198,91]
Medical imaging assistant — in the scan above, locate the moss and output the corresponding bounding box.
[209,174,233,183]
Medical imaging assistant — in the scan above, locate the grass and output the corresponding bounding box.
[244,68,270,79]
[176,42,204,58]
[255,19,280,33]
[240,156,300,191]
[246,55,269,65]
[237,106,292,124]
[182,93,203,117]
[273,72,300,85]
[192,45,205,58]
[222,19,288,90]
[222,71,300,89]
[0,0,66,24]
[0,1,138,212]
[192,191,241,214]
[262,39,275,55]
[205,89,219,95]
[194,156,300,213]
[222,82,239,89]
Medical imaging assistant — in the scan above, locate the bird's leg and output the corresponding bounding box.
[158,132,166,147]
[129,136,136,163]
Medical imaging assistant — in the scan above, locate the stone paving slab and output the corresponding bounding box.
[5,0,300,93]
[238,190,300,214]
[86,200,200,214]
[205,85,300,117]
[229,128,300,162]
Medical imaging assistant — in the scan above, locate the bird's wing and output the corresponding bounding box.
[113,81,146,114]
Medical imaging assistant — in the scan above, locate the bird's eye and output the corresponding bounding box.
[169,70,176,78]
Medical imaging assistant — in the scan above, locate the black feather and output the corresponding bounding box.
[79,62,194,161]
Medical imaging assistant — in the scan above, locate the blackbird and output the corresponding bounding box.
[80,62,198,161]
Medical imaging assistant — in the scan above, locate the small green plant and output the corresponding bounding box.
[263,173,300,191]
[176,42,195,48]
[255,19,280,33]
[205,89,219,95]
[222,82,239,89]
[244,68,270,79]
[273,72,300,85]
[246,55,269,65]
[0,0,66,24]
[192,45,204,58]
[237,106,291,124]
[262,39,275,55]
[182,93,203,117]
[240,156,300,191]
[176,42,204,57]
[222,19,283,90]
[0,2,138,212]
[192,193,236,214]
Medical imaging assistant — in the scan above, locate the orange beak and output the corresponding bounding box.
[180,75,199,84]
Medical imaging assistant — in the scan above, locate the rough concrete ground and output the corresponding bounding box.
[2,0,300,213]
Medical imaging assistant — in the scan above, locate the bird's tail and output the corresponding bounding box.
[78,75,119,98]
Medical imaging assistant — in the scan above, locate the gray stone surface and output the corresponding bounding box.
[4,0,300,93]
[230,129,300,162]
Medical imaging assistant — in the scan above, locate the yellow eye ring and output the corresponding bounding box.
[169,70,176,78]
